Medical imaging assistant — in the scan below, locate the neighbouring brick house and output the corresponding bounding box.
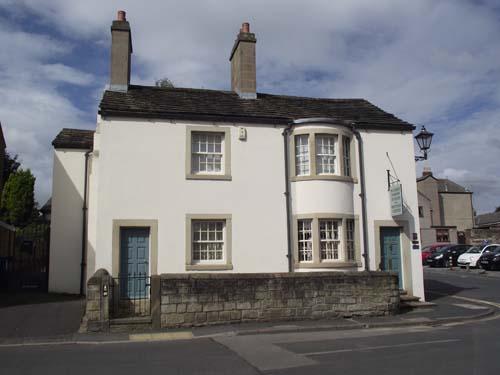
[50,11,426,328]
[417,167,474,247]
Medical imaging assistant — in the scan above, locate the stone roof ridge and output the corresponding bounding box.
[128,84,370,102]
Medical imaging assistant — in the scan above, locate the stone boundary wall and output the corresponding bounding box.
[159,272,399,328]
[466,228,500,245]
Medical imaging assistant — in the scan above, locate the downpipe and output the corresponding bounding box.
[351,124,370,272]
[282,123,294,272]
[80,151,91,295]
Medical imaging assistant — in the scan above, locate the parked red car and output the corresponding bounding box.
[422,244,450,264]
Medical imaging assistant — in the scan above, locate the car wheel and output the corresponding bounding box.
[460,266,465,269]
[444,260,450,268]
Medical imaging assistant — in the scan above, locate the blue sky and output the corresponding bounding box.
[0,0,499,214]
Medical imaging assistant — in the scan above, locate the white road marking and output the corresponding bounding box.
[303,339,460,356]
[453,303,489,310]
[427,291,500,309]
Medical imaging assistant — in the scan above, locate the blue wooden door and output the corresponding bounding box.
[380,227,402,288]
[120,227,150,299]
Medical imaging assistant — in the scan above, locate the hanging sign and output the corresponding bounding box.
[390,183,403,216]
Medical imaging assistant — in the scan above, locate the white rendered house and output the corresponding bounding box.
[49,12,425,300]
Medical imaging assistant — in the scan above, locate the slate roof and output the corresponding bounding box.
[52,128,94,150]
[475,212,500,227]
[98,85,414,130]
[437,179,470,193]
[417,175,471,194]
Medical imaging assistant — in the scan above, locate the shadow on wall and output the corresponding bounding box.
[50,153,95,293]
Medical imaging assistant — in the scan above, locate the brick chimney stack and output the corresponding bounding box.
[110,10,132,92]
[422,166,433,177]
[229,22,257,99]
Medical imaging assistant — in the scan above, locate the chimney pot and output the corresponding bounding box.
[422,166,433,177]
[117,10,126,21]
[241,22,250,33]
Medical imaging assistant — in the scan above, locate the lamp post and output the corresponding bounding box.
[414,126,433,161]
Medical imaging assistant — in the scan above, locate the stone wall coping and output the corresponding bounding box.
[87,268,110,285]
[159,271,398,280]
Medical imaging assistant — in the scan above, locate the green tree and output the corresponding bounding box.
[155,77,175,88]
[3,151,20,184]
[0,168,37,227]
[495,206,500,213]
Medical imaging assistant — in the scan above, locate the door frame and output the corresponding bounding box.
[112,219,158,278]
[374,220,411,292]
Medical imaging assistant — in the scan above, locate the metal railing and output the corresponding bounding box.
[110,274,151,318]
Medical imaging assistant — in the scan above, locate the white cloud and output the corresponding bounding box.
[0,15,94,205]
[0,0,499,213]
[41,64,94,86]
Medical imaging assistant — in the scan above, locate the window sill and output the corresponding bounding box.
[294,261,360,269]
[291,175,358,183]
[185,264,233,271]
[186,174,232,181]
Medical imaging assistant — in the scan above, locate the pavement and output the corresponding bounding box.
[0,267,498,347]
[0,292,85,341]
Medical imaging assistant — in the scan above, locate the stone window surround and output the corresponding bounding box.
[185,214,233,271]
[185,125,232,181]
[289,126,358,183]
[293,213,361,269]
[111,219,159,278]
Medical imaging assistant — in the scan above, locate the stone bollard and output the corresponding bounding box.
[82,268,111,332]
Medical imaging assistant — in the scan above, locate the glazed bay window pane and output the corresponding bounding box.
[316,135,336,174]
[191,132,223,174]
[298,219,313,261]
[346,219,355,261]
[342,136,351,177]
[192,220,225,262]
[295,135,310,176]
[319,219,341,260]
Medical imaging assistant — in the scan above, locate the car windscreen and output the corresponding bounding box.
[435,246,451,254]
[490,246,500,254]
[465,246,481,254]
[421,246,431,253]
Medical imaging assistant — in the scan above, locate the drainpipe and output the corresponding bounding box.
[282,123,294,272]
[80,150,91,295]
[350,124,370,272]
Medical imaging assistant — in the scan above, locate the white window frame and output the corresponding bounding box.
[297,219,313,262]
[295,134,310,176]
[315,134,337,175]
[342,136,351,177]
[346,219,355,261]
[191,132,224,175]
[319,219,342,261]
[191,220,225,264]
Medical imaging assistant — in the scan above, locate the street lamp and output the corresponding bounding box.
[414,126,433,161]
